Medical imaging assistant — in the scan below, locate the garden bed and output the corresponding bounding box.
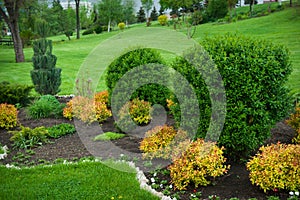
[0,104,296,200]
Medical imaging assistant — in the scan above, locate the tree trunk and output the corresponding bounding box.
[11,21,25,62]
[75,0,80,39]
[0,0,25,63]
[108,19,111,33]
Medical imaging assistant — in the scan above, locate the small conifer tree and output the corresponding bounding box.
[136,7,146,23]
[30,21,62,95]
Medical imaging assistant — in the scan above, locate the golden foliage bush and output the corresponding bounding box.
[247,142,300,192]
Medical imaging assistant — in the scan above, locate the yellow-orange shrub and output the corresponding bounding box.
[169,139,229,190]
[247,142,300,192]
[0,103,18,130]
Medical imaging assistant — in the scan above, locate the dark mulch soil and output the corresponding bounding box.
[0,101,297,200]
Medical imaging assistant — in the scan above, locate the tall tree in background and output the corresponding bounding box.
[75,0,80,39]
[61,7,76,40]
[141,0,153,23]
[159,0,194,12]
[80,5,92,29]
[228,0,238,18]
[207,0,229,20]
[122,0,136,26]
[0,0,26,62]
[98,0,123,32]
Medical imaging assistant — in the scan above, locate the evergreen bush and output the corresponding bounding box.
[106,48,171,108]
[170,33,293,159]
[30,21,61,95]
[202,33,292,158]
[0,81,34,106]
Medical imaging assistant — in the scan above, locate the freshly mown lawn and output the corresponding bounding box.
[0,7,299,96]
[0,160,160,200]
[191,8,300,96]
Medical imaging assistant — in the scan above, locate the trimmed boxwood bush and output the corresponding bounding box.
[171,33,293,159]
[106,48,171,108]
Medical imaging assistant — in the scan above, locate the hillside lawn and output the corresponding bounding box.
[0,7,299,97]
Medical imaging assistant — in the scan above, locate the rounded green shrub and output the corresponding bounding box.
[106,48,171,108]
[27,95,64,119]
[171,33,293,159]
[202,33,292,158]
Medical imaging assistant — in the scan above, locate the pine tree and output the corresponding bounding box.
[136,7,146,23]
[30,21,62,95]
[150,6,158,21]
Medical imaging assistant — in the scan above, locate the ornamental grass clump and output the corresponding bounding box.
[169,139,229,190]
[247,143,300,192]
[27,95,64,119]
[0,103,18,130]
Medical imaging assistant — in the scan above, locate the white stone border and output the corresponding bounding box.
[0,145,8,160]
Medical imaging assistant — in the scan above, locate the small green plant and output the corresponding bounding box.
[158,15,168,26]
[286,103,300,144]
[190,189,202,200]
[169,139,230,190]
[247,143,300,192]
[47,123,76,138]
[267,196,280,200]
[0,103,18,130]
[27,95,64,119]
[93,132,126,141]
[9,126,49,149]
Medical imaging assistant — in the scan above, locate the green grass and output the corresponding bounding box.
[94,132,126,141]
[191,7,300,96]
[0,7,299,96]
[0,160,160,200]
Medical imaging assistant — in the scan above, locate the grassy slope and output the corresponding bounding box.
[192,8,300,95]
[0,8,299,95]
[0,161,160,200]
